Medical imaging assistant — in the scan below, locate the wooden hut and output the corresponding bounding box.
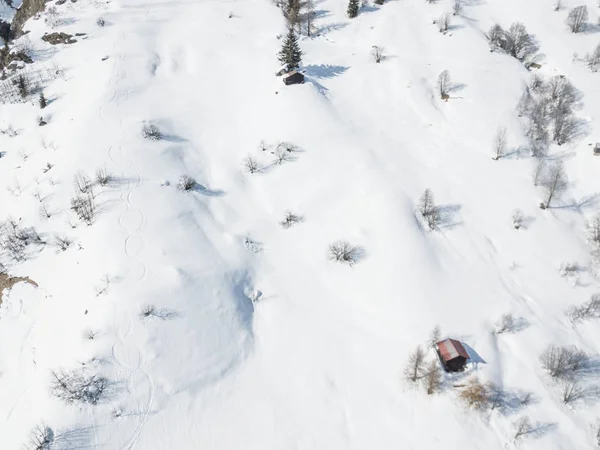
[283,71,305,85]
[436,338,469,372]
[594,143,600,155]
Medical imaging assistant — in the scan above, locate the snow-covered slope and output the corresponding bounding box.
[1,0,600,448]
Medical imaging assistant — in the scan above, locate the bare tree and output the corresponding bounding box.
[437,13,451,33]
[512,209,524,229]
[566,6,588,33]
[422,359,443,394]
[587,42,600,72]
[328,241,363,266]
[418,189,441,230]
[452,0,462,16]
[74,173,93,194]
[541,161,567,209]
[492,127,508,160]
[84,329,98,340]
[428,324,441,348]
[587,213,600,253]
[404,346,426,382]
[486,24,505,51]
[560,380,587,405]
[503,22,540,63]
[50,369,110,405]
[437,70,451,99]
[516,88,534,117]
[142,123,162,140]
[25,423,54,450]
[273,145,294,165]
[371,45,384,63]
[553,113,581,145]
[529,74,545,93]
[566,294,600,324]
[177,175,197,192]
[540,345,587,379]
[304,0,316,36]
[513,417,534,440]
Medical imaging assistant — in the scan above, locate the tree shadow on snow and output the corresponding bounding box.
[315,22,348,35]
[191,183,225,197]
[437,204,462,229]
[53,426,96,450]
[303,64,349,79]
[553,193,600,212]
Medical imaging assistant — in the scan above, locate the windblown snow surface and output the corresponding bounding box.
[1,0,600,448]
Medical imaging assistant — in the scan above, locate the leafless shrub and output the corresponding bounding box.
[280,212,303,228]
[566,294,600,325]
[495,313,523,334]
[459,378,491,409]
[95,167,112,186]
[0,220,44,262]
[70,192,96,225]
[587,213,600,255]
[142,123,162,140]
[139,304,179,320]
[519,392,533,407]
[560,261,582,278]
[492,127,508,160]
[42,162,53,173]
[532,158,546,187]
[540,345,588,379]
[243,155,260,174]
[25,423,54,450]
[512,209,524,229]
[422,359,443,394]
[437,70,451,99]
[50,369,110,405]
[20,149,30,161]
[74,173,93,194]
[177,175,196,192]
[554,0,563,11]
[328,241,363,266]
[404,345,426,382]
[140,304,158,318]
[84,330,98,340]
[437,13,451,33]
[371,45,384,63]
[418,189,441,230]
[95,274,111,297]
[452,0,462,16]
[566,6,588,33]
[39,203,53,220]
[96,17,106,27]
[273,146,294,165]
[486,24,505,51]
[45,6,60,28]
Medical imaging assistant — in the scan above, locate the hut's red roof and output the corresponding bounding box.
[437,338,469,362]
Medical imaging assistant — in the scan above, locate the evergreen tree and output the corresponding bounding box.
[347,0,359,18]
[39,92,47,109]
[277,28,302,70]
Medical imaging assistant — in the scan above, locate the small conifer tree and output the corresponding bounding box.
[277,28,303,70]
[347,0,359,18]
[39,92,47,109]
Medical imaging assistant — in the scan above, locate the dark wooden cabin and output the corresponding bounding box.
[594,143,600,155]
[283,71,305,86]
[436,338,469,372]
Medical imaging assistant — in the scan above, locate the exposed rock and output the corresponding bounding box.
[10,0,48,39]
[42,32,76,45]
[0,272,38,306]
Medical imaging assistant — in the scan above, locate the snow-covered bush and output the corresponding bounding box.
[512,209,524,229]
[71,192,96,225]
[97,17,106,27]
[25,424,54,450]
[95,167,112,186]
[566,294,600,325]
[0,219,44,262]
[371,45,384,63]
[418,189,441,230]
[243,155,260,174]
[177,175,196,192]
[436,70,451,99]
[437,13,450,33]
[487,22,540,64]
[280,212,303,228]
[142,124,162,140]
